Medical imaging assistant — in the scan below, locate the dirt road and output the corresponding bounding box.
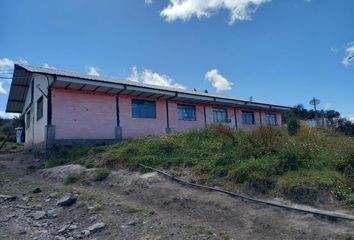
[1,152,354,240]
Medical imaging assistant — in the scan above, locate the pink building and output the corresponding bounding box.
[6,64,291,149]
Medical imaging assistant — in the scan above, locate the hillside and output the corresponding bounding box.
[48,125,354,210]
[1,151,354,240]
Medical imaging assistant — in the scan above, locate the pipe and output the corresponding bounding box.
[138,163,354,222]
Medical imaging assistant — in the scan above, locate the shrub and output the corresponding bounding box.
[287,114,300,135]
[228,156,286,184]
[64,173,81,185]
[92,168,110,181]
[277,169,344,204]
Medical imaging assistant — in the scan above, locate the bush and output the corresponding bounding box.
[64,173,81,185]
[277,169,344,204]
[228,156,286,184]
[287,114,300,135]
[92,168,110,181]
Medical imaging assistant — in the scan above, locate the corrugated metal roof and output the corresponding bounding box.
[6,64,292,113]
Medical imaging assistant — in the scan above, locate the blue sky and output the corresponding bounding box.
[0,0,353,120]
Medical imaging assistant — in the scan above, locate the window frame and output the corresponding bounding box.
[242,111,255,125]
[177,104,196,121]
[37,96,44,121]
[26,111,31,129]
[265,113,277,126]
[213,108,228,123]
[131,99,157,119]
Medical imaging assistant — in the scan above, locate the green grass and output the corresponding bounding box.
[0,142,24,153]
[50,125,354,208]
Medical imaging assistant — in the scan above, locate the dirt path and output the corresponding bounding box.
[1,152,354,240]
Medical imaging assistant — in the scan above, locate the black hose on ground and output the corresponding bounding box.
[138,163,354,222]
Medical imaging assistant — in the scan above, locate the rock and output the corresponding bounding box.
[6,213,16,218]
[67,237,74,240]
[69,224,78,230]
[57,224,70,234]
[54,236,66,240]
[120,225,129,231]
[49,192,58,198]
[21,196,29,202]
[33,187,42,193]
[72,231,82,239]
[32,211,46,220]
[0,194,16,201]
[87,222,105,233]
[57,194,77,207]
[39,164,88,181]
[47,208,61,219]
[81,229,90,237]
[35,230,48,234]
[127,220,136,226]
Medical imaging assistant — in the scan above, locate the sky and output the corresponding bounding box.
[0,0,353,120]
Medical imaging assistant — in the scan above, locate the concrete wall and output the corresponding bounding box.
[46,88,285,143]
[23,74,53,147]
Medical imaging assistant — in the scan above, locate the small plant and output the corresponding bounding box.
[92,168,110,181]
[64,173,81,185]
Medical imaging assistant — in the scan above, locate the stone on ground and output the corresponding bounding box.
[57,194,77,207]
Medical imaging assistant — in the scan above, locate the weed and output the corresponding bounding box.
[49,125,354,207]
[64,173,81,185]
[92,168,110,181]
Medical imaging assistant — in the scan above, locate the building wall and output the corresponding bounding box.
[24,75,53,147]
[168,101,205,133]
[119,95,167,139]
[48,88,284,142]
[52,88,116,140]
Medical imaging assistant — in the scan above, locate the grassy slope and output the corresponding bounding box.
[48,125,354,209]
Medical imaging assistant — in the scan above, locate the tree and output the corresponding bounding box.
[336,118,354,137]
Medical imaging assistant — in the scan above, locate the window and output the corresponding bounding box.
[265,113,277,126]
[37,96,43,121]
[178,104,196,121]
[26,111,31,129]
[213,108,228,123]
[242,111,255,125]
[132,99,156,118]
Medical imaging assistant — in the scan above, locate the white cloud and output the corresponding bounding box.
[86,65,100,76]
[324,102,332,110]
[127,66,140,82]
[342,42,354,67]
[0,111,19,119]
[128,66,185,89]
[42,63,56,70]
[346,114,354,123]
[0,81,7,94]
[19,57,28,64]
[205,69,233,92]
[145,0,153,5]
[0,58,15,78]
[160,0,270,25]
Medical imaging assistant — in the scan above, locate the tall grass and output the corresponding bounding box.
[51,125,354,208]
